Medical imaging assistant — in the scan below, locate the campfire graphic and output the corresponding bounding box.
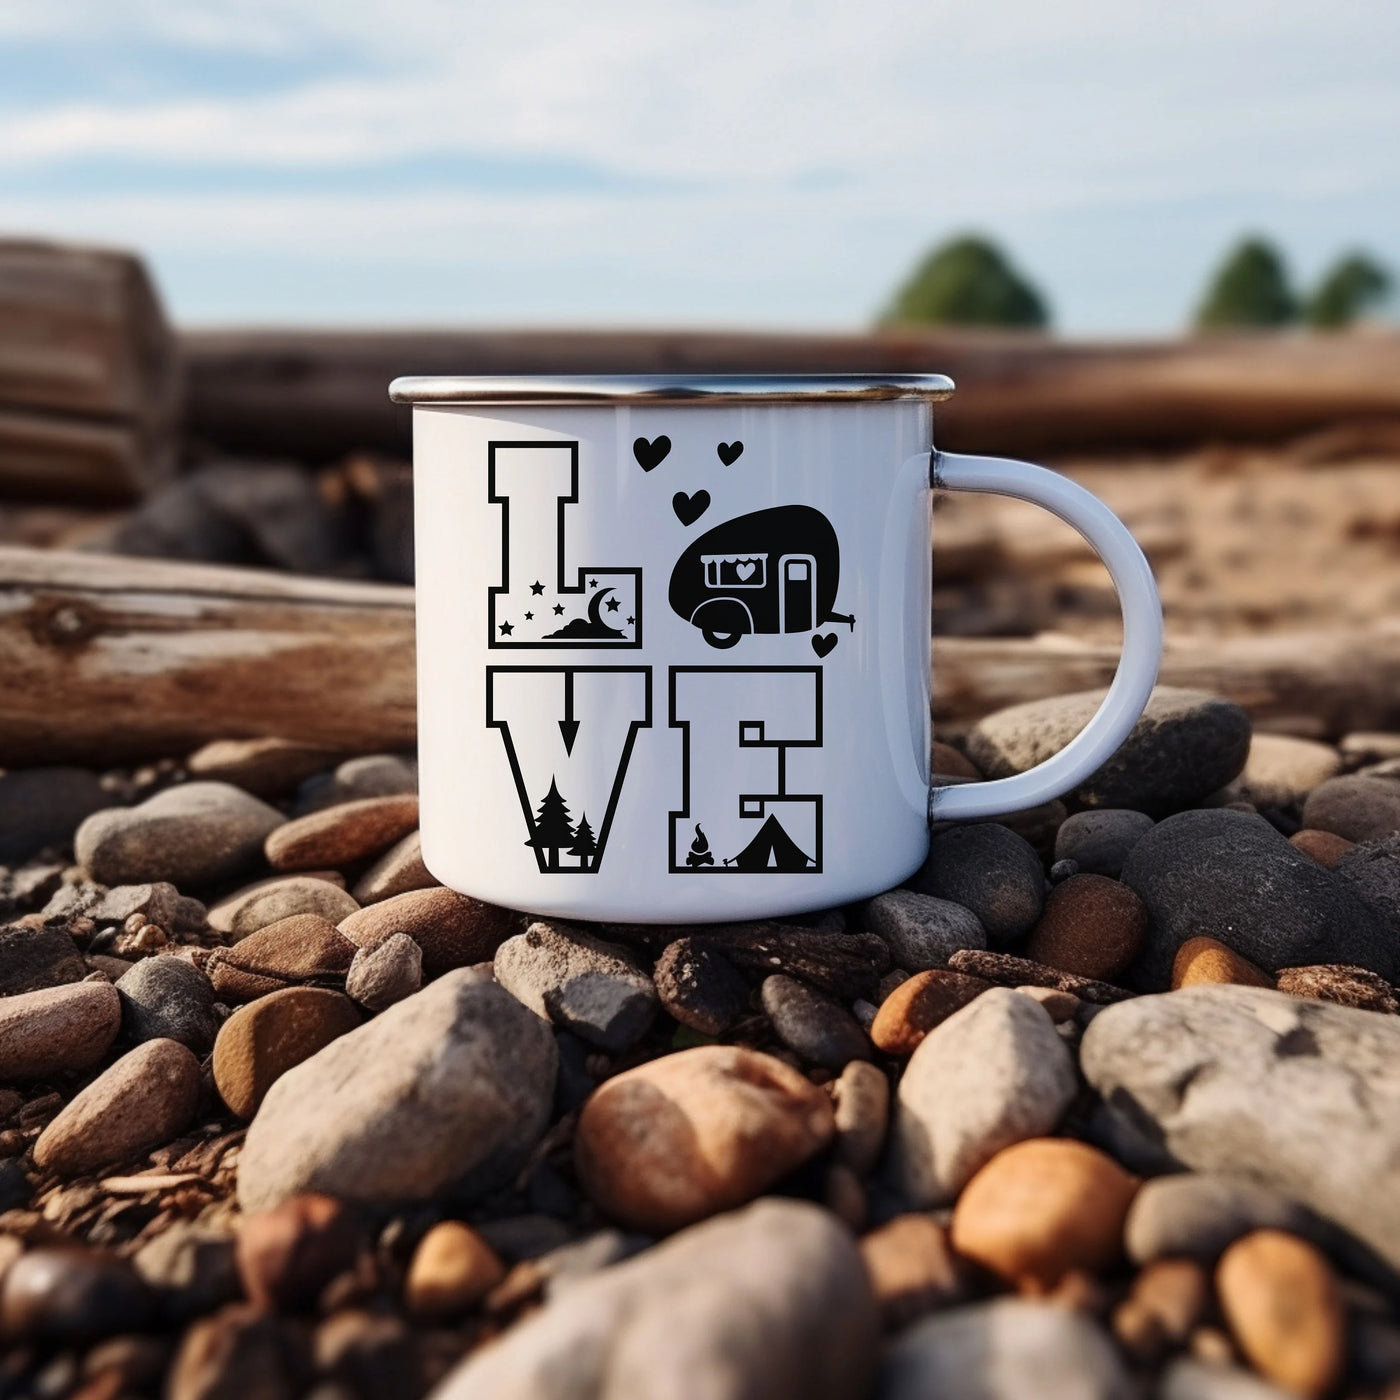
[685,824,715,867]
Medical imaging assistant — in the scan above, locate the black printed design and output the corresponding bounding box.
[633,436,671,471]
[672,490,710,526]
[488,441,641,648]
[716,441,743,465]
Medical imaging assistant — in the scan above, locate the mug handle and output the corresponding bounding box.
[930,450,1163,821]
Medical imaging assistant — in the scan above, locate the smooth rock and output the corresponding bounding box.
[345,932,421,1012]
[1287,828,1353,868]
[879,1298,1132,1400]
[1053,808,1155,877]
[34,1039,201,1175]
[1222,734,1341,809]
[932,740,981,779]
[1081,984,1400,1271]
[1016,985,1081,1021]
[1334,833,1400,936]
[1172,937,1274,990]
[0,980,121,1079]
[236,1193,362,1312]
[429,1199,877,1400]
[299,753,418,811]
[238,970,557,1212]
[947,948,1131,1003]
[859,1214,967,1327]
[75,781,285,887]
[0,923,86,994]
[0,768,107,863]
[1159,1358,1293,1400]
[115,954,218,1053]
[970,686,1252,817]
[652,935,753,1035]
[870,969,992,1055]
[405,1221,506,1319]
[132,1221,240,1322]
[1026,874,1146,981]
[1111,1258,1210,1365]
[0,1247,153,1344]
[831,1060,890,1175]
[1120,808,1394,983]
[265,795,420,871]
[206,913,357,1002]
[338,887,518,979]
[909,825,1045,943]
[858,889,986,970]
[351,831,436,904]
[207,875,359,940]
[887,987,1078,1208]
[213,987,363,1119]
[761,974,872,1069]
[574,1045,834,1233]
[495,921,657,1053]
[186,737,343,798]
[1275,962,1399,1013]
[1301,774,1400,843]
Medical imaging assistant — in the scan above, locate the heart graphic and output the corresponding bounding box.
[735,560,756,580]
[717,441,744,465]
[811,632,838,658]
[672,490,710,526]
[633,435,671,471]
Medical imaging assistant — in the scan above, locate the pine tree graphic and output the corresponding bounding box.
[528,777,574,871]
[569,812,598,870]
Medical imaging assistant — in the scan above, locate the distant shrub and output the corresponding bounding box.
[879,236,1049,329]
[1304,253,1392,329]
[1194,238,1297,330]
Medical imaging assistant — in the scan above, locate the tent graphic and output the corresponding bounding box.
[723,814,815,872]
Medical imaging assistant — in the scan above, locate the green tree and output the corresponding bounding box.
[879,235,1049,329]
[1304,253,1392,329]
[1194,237,1297,330]
[527,777,574,871]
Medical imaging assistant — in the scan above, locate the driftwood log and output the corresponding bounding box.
[0,548,1397,766]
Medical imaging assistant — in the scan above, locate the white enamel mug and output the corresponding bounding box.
[389,374,1162,924]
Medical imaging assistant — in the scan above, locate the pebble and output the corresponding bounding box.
[1120,808,1393,984]
[236,1193,362,1312]
[931,740,981,779]
[237,970,557,1212]
[1081,984,1400,1272]
[705,924,890,999]
[1111,1258,1211,1365]
[297,753,418,811]
[950,1138,1139,1290]
[1288,828,1353,868]
[0,1247,153,1344]
[404,1221,506,1319]
[206,874,359,940]
[1334,833,1400,937]
[1026,873,1146,981]
[909,824,1045,943]
[91,880,206,932]
[185,737,343,798]
[1016,985,1082,1021]
[830,1060,890,1175]
[870,968,992,1055]
[1341,731,1400,765]
[1159,1357,1294,1400]
[887,987,1078,1208]
[1275,962,1399,1012]
[344,932,421,1012]
[858,889,986,970]
[574,1045,835,1233]
[948,948,1132,1003]
[165,1303,297,1400]
[430,1199,878,1400]
[265,794,420,871]
[206,913,358,1001]
[967,686,1252,817]
[0,980,122,1079]
[213,987,363,1119]
[1301,774,1400,843]
[33,1039,201,1176]
[1221,734,1342,809]
[1172,938,1275,990]
[0,923,87,994]
[75,781,285,888]
[652,935,753,1035]
[350,830,436,903]
[115,955,219,1053]
[859,1214,968,1327]
[0,768,107,863]
[1054,809,1156,877]
[494,920,658,1053]
[761,974,873,1069]
[338,887,518,979]
[132,1221,240,1322]
[879,1298,1132,1400]
[1216,1230,1345,1399]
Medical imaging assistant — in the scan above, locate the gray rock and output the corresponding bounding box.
[0,981,122,1079]
[207,874,359,939]
[131,1221,240,1322]
[1053,809,1155,877]
[0,768,107,863]
[495,921,657,1053]
[1159,1359,1291,1400]
[1334,834,1400,937]
[115,955,219,1053]
[297,753,418,813]
[75,782,285,888]
[91,882,206,932]
[539,1230,652,1299]
[428,1199,877,1400]
[1081,984,1400,1271]
[345,931,422,1011]
[237,969,557,1212]
[1120,808,1394,984]
[879,1299,1132,1400]
[1302,774,1400,843]
[0,924,86,994]
[859,889,986,970]
[909,825,1044,944]
[760,974,873,1070]
[966,686,1252,818]
[887,987,1077,1207]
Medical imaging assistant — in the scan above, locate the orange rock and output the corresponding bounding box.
[1216,1230,1345,1399]
[1172,938,1275,990]
[870,970,991,1055]
[859,1213,968,1326]
[949,1138,1139,1290]
[404,1221,506,1319]
[1026,874,1146,981]
[339,887,517,979]
[1288,828,1354,870]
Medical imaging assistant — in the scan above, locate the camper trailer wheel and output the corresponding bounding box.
[701,628,743,649]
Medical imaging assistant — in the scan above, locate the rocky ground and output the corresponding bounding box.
[2,694,1400,1399]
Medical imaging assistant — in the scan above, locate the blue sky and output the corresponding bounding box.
[1,0,1397,332]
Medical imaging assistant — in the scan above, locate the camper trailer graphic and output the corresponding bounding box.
[668,505,855,649]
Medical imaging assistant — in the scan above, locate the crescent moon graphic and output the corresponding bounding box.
[587,588,615,628]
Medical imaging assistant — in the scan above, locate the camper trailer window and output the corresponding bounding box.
[702,554,767,589]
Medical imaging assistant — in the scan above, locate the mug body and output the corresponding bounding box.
[403,379,942,923]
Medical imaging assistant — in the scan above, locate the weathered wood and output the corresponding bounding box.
[0,409,150,504]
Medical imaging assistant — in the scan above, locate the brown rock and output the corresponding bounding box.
[207,876,359,940]
[574,1045,835,1233]
[1014,986,1081,1022]
[186,737,343,798]
[1171,937,1275,990]
[831,1060,890,1176]
[404,1221,506,1319]
[0,1246,153,1344]
[1111,1258,1210,1364]
[206,914,357,1002]
[947,948,1132,1004]
[33,1039,201,1176]
[0,981,121,1080]
[166,1302,301,1400]
[1288,828,1355,870]
[1302,775,1400,844]
[0,923,87,995]
[265,796,420,871]
[236,1193,363,1313]
[351,831,438,904]
[1275,963,1399,1013]
[1216,1230,1345,1399]
[870,969,991,1055]
[859,1214,968,1327]
[213,988,362,1119]
[950,1138,1140,1290]
[338,888,517,979]
[931,741,981,780]
[1026,874,1147,981]
[1226,735,1342,809]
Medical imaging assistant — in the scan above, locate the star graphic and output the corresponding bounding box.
[499,621,513,636]
[626,616,635,625]
[524,611,534,620]
[588,578,598,589]
[530,581,545,595]
[604,596,621,612]
[553,603,565,615]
